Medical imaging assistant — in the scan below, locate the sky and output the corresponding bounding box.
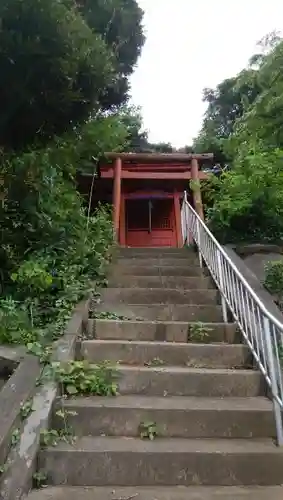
[130,0,283,148]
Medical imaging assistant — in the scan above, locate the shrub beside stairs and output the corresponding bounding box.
[27,247,283,499]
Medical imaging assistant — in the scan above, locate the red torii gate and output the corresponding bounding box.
[100,152,213,247]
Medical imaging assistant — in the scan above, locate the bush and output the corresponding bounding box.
[0,297,34,345]
[0,206,114,347]
[208,148,283,243]
[264,260,283,309]
[0,136,115,347]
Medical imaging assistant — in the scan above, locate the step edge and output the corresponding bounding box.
[59,396,273,411]
[93,319,234,326]
[39,436,280,453]
[81,340,246,348]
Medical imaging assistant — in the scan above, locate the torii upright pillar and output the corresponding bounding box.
[113,157,122,240]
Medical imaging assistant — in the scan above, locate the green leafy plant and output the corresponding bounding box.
[0,463,8,475]
[20,398,33,420]
[144,357,165,367]
[52,360,119,396]
[139,421,159,441]
[264,260,283,309]
[27,342,52,365]
[278,345,283,365]
[91,311,130,321]
[40,426,75,448]
[55,408,78,419]
[54,407,78,435]
[189,179,201,192]
[11,260,53,296]
[11,428,20,447]
[188,322,212,343]
[0,298,35,345]
[33,470,48,489]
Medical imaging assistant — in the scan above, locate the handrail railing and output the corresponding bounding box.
[181,191,283,445]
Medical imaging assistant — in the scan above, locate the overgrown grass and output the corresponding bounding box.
[0,200,114,356]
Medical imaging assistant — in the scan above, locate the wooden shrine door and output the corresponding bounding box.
[125,198,177,247]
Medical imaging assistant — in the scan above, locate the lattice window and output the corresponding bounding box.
[152,216,172,230]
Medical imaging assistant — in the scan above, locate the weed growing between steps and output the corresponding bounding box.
[52,360,119,397]
[38,407,78,462]
[19,398,34,420]
[139,421,159,441]
[144,357,165,367]
[40,424,75,447]
[33,471,47,489]
[90,311,131,321]
[90,310,145,322]
[188,322,213,343]
[31,360,120,470]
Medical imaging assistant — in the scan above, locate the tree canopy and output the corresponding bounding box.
[195,31,283,243]
[0,0,144,150]
[76,0,145,109]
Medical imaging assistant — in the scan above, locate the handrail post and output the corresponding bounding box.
[196,218,203,268]
[263,317,283,446]
[217,248,228,323]
[183,191,188,245]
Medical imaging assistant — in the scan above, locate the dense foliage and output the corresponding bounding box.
[0,0,144,150]
[264,260,283,310]
[0,0,145,350]
[194,32,283,243]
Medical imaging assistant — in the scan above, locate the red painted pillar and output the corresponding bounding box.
[174,191,183,248]
[113,157,122,241]
[191,158,204,220]
[119,194,126,246]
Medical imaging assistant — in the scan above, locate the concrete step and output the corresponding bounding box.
[118,255,198,262]
[81,340,251,369]
[118,247,194,256]
[39,436,283,486]
[100,288,218,305]
[116,258,200,267]
[111,265,207,277]
[117,366,264,397]
[117,251,199,262]
[26,486,283,499]
[95,304,223,322]
[90,320,239,343]
[108,275,214,289]
[53,395,274,439]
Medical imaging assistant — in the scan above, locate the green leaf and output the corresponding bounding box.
[66,384,78,395]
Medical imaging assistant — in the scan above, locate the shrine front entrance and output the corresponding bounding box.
[125,198,177,247]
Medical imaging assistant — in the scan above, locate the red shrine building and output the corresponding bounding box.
[78,152,213,248]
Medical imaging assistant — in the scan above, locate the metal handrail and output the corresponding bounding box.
[181,191,283,445]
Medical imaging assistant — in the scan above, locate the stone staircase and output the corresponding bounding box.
[27,247,283,499]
